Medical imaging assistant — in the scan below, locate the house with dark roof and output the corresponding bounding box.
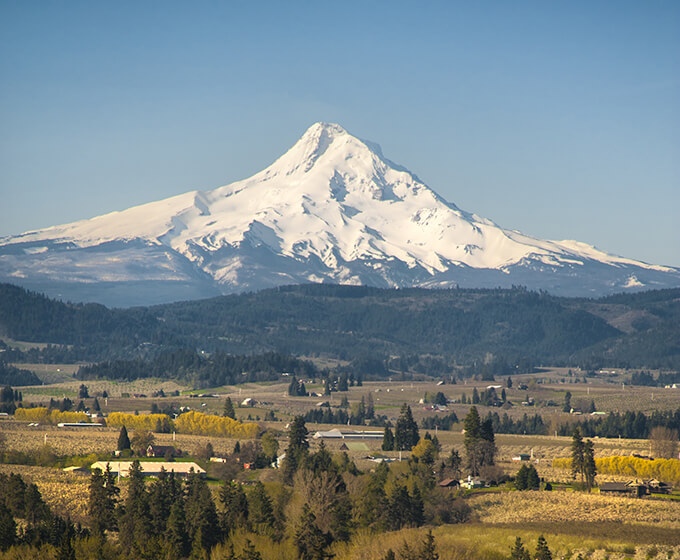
[146,444,180,458]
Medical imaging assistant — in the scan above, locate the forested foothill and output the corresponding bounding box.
[1,283,679,371]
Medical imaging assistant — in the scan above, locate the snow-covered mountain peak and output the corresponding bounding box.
[1,122,678,306]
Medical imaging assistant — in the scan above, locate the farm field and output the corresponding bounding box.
[2,367,680,559]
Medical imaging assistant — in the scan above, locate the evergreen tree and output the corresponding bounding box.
[185,471,220,552]
[583,439,597,491]
[0,503,16,552]
[223,397,235,419]
[472,387,480,404]
[117,425,131,451]
[282,416,309,483]
[563,391,572,412]
[571,428,585,483]
[509,537,530,560]
[479,417,497,466]
[463,406,482,475]
[386,484,411,530]
[382,426,395,451]
[78,384,89,399]
[148,468,172,535]
[420,530,439,560]
[219,481,249,534]
[118,460,152,555]
[357,462,388,529]
[294,505,331,560]
[526,465,540,489]
[248,481,275,532]
[409,486,425,527]
[535,535,552,560]
[92,397,101,412]
[395,404,419,451]
[164,501,190,559]
[366,392,375,419]
[24,482,49,525]
[88,466,118,536]
[56,524,76,560]
[506,376,513,389]
[514,465,529,490]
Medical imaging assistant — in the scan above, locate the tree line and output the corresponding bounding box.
[77,349,319,387]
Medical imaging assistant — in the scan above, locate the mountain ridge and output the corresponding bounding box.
[2,282,679,370]
[1,122,678,307]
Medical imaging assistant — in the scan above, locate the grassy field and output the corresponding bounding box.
[330,523,680,560]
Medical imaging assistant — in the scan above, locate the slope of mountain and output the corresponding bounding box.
[1,123,678,307]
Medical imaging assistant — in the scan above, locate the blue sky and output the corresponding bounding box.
[1,1,678,266]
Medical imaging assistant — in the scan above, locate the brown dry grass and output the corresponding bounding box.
[0,421,246,457]
[468,489,680,527]
[0,464,90,524]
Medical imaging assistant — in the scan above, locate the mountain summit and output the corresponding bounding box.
[2,123,678,306]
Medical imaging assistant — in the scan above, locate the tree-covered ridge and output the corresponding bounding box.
[151,285,622,360]
[0,282,163,347]
[1,282,679,368]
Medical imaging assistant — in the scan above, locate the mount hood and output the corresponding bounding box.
[2,122,678,307]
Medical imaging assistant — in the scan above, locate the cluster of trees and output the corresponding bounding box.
[381,404,420,452]
[558,407,680,439]
[304,397,386,427]
[570,429,597,490]
[510,535,554,560]
[287,376,308,396]
[418,406,679,440]
[107,412,173,433]
[0,363,40,387]
[0,385,22,414]
[420,412,459,431]
[78,350,318,387]
[554,455,680,486]
[14,407,90,425]
[422,391,448,405]
[630,370,680,387]
[484,412,548,436]
[463,407,497,476]
[174,411,260,439]
[106,410,259,439]
[458,355,536,381]
[80,435,465,560]
[514,464,540,490]
[466,386,504,406]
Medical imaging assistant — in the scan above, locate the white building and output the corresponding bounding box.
[90,461,205,478]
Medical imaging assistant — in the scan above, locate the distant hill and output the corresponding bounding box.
[1,282,679,370]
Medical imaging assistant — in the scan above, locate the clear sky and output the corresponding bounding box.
[1,1,678,266]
